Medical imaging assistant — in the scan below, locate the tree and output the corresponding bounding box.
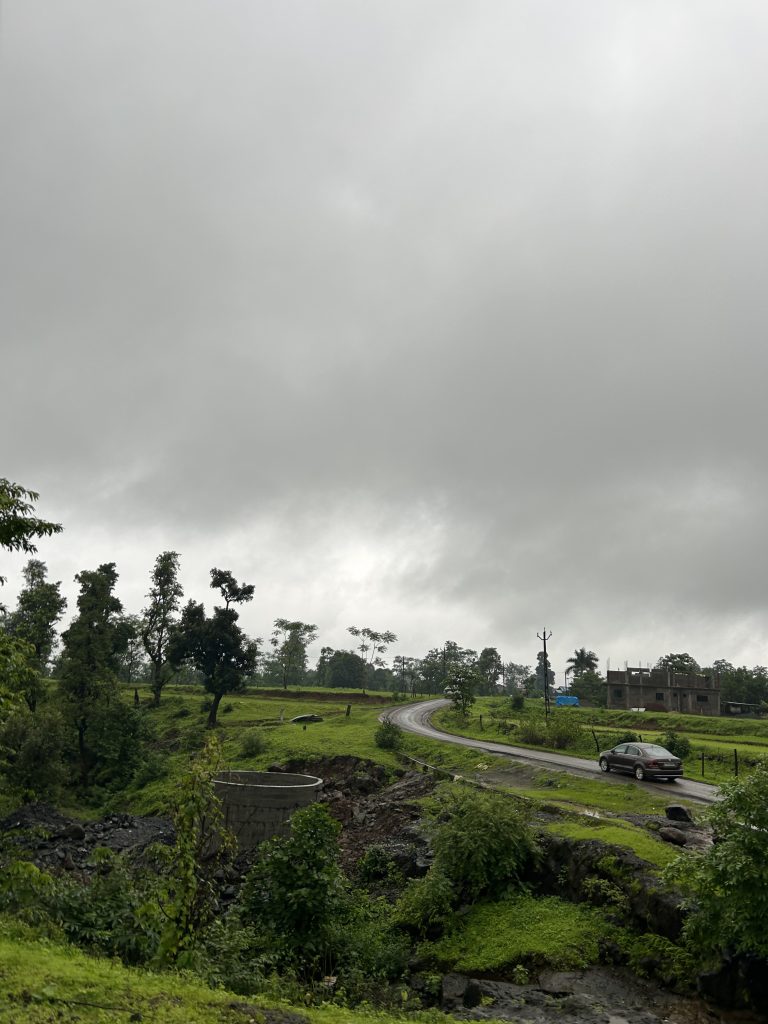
[445,663,479,716]
[568,669,606,707]
[4,559,67,680]
[419,641,477,694]
[656,653,700,674]
[117,614,150,685]
[170,570,258,728]
[209,567,255,609]
[0,632,40,714]
[0,479,62,585]
[325,649,366,689]
[477,647,503,695]
[347,626,398,669]
[59,563,131,785]
[141,551,184,705]
[392,655,421,696]
[271,619,318,689]
[669,763,768,962]
[503,662,531,694]
[565,648,598,679]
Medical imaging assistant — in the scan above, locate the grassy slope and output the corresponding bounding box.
[0,921,462,1024]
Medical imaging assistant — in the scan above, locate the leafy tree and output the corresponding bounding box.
[4,559,67,678]
[706,661,768,705]
[0,702,67,801]
[668,763,768,960]
[0,478,62,585]
[59,563,131,785]
[445,663,479,716]
[392,655,421,696]
[325,649,366,689]
[154,737,235,963]
[170,569,258,728]
[656,652,700,674]
[271,619,318,689]
[420,641,477,694]
[569,668,607,707]
[565,647,598,678]
[477,647,503,695]
[503,661,531,694]
[347,625,397,669]
[141,551,184,705]
[209,567,254,609]
[117,614,149,685]
[315,645,334,687]
[0,632,40,714]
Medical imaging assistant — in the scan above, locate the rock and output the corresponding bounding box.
[57,823,86,841]
[665,805,693,823]
[658,826,688,846]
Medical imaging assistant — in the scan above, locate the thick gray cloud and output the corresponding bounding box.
[3,1,768,672]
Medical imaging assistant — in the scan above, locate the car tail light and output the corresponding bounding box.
[646,760,659,767]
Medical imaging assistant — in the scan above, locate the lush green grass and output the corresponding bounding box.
[509,767,679,816]
[0,920,461,1024]
[422,895,606,973]
[542,817,679,870]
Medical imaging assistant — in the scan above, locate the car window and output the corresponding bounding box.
[640,745,674,757]
[613,743,628,754]
[626,745,639,756]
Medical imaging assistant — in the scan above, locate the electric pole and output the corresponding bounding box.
[537,628,552,720]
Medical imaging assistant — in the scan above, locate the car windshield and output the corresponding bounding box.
[639,745,675,757]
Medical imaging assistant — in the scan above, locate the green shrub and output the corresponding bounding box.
[661,731,691,759]
[427,786,538,900]
[240,729,268,758]
[375,720,403,751]
[357,845,400,883]
[517,719,547,745]
[546,713,583,750]
[0,704,67,800]
[615,731,639,744]
[394,868,455,937]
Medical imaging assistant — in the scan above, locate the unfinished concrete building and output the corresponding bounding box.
[606,666,721,716]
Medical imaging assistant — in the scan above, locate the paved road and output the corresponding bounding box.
[386,698,721,804]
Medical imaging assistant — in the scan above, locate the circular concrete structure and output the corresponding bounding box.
[213,770,323,851]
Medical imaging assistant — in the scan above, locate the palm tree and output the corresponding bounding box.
[565,647,598,678]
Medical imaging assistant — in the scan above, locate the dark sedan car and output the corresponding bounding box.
[598,742,683,782]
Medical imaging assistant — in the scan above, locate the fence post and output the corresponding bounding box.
[734,748,739,777]
[591,729,601,754]
[479,715,483,731]
[700,751,705,776]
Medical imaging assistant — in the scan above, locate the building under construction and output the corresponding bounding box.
[606,666,720,716]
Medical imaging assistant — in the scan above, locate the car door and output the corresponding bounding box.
[610,743,629,771]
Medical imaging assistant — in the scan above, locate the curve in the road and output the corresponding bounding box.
[386,698,720,804]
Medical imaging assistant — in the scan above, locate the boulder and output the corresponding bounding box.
[665,805,693,823]
[658,826,687,847]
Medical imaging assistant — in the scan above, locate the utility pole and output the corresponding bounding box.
[537,628,552,720]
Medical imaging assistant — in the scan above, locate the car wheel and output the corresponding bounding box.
[634,765,645,781]
[599,758,610,773]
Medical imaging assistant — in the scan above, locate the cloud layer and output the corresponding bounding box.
[3,1,768,672]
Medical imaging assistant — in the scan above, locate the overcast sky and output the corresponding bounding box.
[3,1,768,676]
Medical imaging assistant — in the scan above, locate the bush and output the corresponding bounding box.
[0,704,67,800]
[394,868,455,937]
[374,720,403,751]
[546,713,583,750]
[517,719,547,745]
[661,731,691,759]
[426,786,538,900]
[615,731,639,744]
[240,730,268,758]
[356,845,400,883]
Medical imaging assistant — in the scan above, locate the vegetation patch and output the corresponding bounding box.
[422,894,605,973]
[543,818,678,870]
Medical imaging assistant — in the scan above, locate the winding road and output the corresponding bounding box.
[386,699,720,804]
